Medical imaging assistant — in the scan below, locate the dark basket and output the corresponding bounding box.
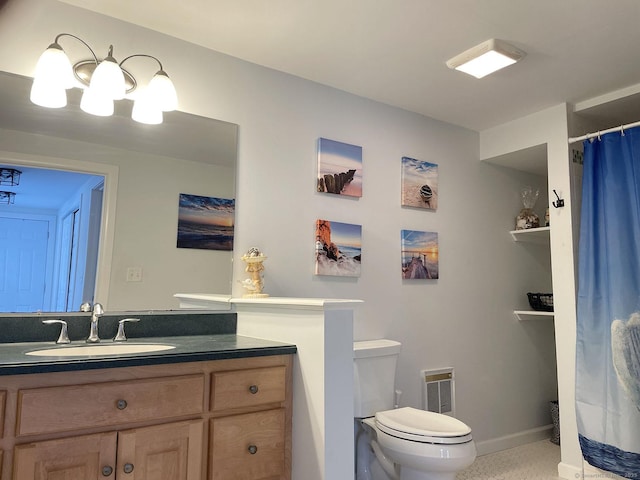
[527,292,554,312]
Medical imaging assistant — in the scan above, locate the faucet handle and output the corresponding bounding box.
[114,318,140,342]
[42,320,71,344]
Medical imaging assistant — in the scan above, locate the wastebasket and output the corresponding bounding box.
[550,400,560,445]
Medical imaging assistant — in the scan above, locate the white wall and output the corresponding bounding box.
[0,0,557,450]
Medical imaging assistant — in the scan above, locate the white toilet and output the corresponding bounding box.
[354,339,476,480]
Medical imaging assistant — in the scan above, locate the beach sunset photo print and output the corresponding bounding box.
[177,194,235,251]
[401,157,438,210]
[315,219,362,277]
[317,137,363,197]
[401,230,438,279]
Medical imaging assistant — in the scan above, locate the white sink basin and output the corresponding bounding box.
[26,344,176,357]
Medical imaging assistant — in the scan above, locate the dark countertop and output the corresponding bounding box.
[0,334,297,376]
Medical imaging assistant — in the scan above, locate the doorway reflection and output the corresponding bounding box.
[0,164,103,312]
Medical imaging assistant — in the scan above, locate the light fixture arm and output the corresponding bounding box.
[119,53,164,73]
[53,33,99,66]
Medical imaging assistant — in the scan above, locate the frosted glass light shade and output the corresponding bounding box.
[132,90,163,125]
[30,78,67,108]
[32,43,75,89]
[80,88,114,116]
[90,57,126,100]
[147,71,178,111]
[454,51,517,79]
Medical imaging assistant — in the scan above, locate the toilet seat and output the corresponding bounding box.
[375,407,473,445]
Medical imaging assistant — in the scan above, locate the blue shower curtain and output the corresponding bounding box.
[577,127,640,477]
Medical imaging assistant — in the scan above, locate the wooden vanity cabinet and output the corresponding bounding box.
[0,391,6,438]
[209,366,289,480]
[13,419,204,480]
[0,354,293,480]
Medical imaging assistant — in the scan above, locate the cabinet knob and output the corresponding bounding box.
[247,444,258,455]
[248,384,259,394]
[123,463,134,474]
[116,399,128,410]
[101,465,113,476]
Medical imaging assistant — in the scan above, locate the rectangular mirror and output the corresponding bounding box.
[0,72,237,313]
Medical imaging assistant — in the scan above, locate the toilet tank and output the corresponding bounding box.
[353,339,402,418]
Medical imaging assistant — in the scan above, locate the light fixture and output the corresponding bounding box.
[0,191,16,205]
[30,33,178,124]
[446,39,526,79]
[0,168,21,186]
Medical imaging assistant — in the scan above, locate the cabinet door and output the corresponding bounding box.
[116,419,204,480]
[13,432,117,480]
[210,409,285,480]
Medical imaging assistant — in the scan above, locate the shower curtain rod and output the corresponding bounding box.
[568,119,640,144]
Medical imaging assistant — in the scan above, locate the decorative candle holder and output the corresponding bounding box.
[240,247,269,298]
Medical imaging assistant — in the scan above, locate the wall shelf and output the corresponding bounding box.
[510,226,550,243]
[514,310,555,321]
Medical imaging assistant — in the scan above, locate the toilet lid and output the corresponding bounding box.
[375,407,472,444]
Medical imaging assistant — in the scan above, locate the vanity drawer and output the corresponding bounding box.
[16,374,204,436]
[209,409,285,480]
[210,366,286,411]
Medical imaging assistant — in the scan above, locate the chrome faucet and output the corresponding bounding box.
[87,303,104,343]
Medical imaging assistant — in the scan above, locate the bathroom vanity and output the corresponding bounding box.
[0,312,296,480]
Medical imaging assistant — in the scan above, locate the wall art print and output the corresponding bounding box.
[177,193,235,251]
[317,137,363,197]
[401,156,438,210]
[401,230,438,279]
[315,219,361,277]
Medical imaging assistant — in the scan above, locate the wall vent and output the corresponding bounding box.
[421,368,455,416]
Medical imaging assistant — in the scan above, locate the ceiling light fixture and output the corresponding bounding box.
[446,39,525,79]
[0,167,21,186]
[0,191,16,205]
[30,33,178,124]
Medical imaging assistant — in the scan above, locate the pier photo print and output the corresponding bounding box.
[401,229,439,279]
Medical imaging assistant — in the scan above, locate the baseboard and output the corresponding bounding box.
[475,424,553,456]
[557,456,631,479]
[558,462,581,479]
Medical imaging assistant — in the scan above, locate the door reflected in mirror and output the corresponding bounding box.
[0,166,103,312]
[0,71,238,313]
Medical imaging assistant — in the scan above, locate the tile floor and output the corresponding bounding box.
[456,439,562,480]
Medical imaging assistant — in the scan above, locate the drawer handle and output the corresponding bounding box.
[123,463,134,474]
[116,399,128,410]
[248,384,259,394]
[102,465,113,476]
[248,444,258,455]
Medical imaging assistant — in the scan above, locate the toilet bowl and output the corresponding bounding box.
[361,407,476,480]
[354,340,476,480]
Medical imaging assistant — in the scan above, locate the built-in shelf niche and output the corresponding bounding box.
[510,226,553,320]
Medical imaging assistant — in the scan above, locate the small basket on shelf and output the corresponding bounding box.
[527,293,554,312]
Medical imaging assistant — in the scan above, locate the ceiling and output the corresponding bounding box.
[58,0,640,132]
